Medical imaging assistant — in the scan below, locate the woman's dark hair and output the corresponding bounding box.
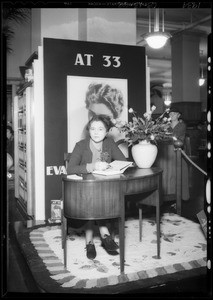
[86,115,114,132]
[85,83,124,119]
[169,107,182,115]
[7,125,13,135]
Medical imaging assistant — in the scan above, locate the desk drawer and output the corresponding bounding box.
[125,175,158,195]
[64,180,121,219]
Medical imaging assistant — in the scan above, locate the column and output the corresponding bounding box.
[171,32,200,103]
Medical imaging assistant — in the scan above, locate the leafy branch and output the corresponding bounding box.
[2,8,31,53]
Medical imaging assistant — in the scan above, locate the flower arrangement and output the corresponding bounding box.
[116,106,172,146]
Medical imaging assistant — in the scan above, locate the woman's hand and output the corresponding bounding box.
[94,161,109,171]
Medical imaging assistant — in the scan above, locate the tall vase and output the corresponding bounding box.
[131,140,158,168]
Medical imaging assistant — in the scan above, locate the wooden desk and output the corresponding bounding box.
[62,167,163,274]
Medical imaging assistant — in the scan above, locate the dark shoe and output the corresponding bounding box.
[86,242,96,260]
[101,234,119,252]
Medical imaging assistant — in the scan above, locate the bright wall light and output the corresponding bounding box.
[199,78,205,86]
[164,98,171,106]
[164,94,172,106]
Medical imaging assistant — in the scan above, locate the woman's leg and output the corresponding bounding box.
[97,220,114,238]
[98,223,111,238]
[85,220,94,244]
[85,221,96,259]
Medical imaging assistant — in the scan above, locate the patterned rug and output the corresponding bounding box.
[27,213,207,291]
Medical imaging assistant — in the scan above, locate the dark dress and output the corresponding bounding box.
[172,121,186,143]
[67,136,126,175]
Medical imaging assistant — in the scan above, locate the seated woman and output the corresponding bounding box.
[67,115,126,260]
[169,107,190,201]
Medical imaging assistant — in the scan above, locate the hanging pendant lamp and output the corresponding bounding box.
[144,9,171,49]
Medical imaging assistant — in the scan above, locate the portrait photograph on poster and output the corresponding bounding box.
[67,75,128,153]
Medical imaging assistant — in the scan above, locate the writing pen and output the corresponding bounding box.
[106,164,112,169]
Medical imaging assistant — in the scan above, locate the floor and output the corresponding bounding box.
[5,155,209,295]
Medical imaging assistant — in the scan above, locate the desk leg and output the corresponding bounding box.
[119,216,125,274]
[63,216,67,268]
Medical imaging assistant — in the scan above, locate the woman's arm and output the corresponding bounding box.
[66,143,89,175]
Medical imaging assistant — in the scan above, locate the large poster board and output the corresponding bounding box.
[67,76,128,152]
[43,38,146,219]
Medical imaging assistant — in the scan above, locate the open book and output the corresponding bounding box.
[92,160,133,176]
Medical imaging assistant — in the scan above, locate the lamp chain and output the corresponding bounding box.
[162,9,165,32]
[154,8,159,32]
[149,8,151,33]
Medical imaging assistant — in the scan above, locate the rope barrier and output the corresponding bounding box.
[180,149,207,177]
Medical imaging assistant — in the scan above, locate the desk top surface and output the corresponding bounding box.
[63,166,162,183]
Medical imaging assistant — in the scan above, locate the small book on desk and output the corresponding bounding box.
[92,160,133,176]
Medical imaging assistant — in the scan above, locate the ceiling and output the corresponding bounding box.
[136,8,212,86]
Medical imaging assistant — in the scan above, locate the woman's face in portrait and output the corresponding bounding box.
[88,103,114,120]
[89,120,107,143]
[86,93,125,142]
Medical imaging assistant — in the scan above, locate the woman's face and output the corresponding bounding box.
[87,103,123,142]
[7,129,12,140]
[89,121,107,143]
[88,103,113,120]
[169,112,180,122]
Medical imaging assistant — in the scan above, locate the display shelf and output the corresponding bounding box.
[16,81,33,95]
[14,84,35,219]
[25,51,38,67]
